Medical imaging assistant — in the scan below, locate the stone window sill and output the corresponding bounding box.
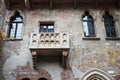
[82,37,100,40]
[6,38,23,41]
[105,37,120,40]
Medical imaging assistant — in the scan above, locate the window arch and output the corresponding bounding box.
[21,78,30,80]
[81,68,114,80]
[86,74,105,80]
[82,11,95,37]
[9,11,23,39]
[103,11,116,37]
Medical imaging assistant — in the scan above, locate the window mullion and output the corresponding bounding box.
[46,26,48,32]
[14,22,18,38]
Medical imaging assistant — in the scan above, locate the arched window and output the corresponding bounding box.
[21,78,30,80]
[38,78,47,80]
[86,74,105,80]
[81,68,114,80]
[9,11,23,39]
[103,12,116,37]
[82,11,95,37]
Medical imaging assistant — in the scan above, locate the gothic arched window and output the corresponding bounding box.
[103,12,116,37]
[9,11,23,39]
[83,11,95,37]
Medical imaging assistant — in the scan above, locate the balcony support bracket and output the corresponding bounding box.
[32,51,37,69]
[62,51,68,69]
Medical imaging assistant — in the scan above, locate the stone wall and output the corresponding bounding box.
[2,8,120,80]
[0,0,6,80]
[0,0,6,30]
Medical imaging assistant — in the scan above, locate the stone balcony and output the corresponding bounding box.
[29,32,70,49]
[29,32,70,69]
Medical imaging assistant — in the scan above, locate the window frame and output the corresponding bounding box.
[8,11,23,40]
[39,22,54,33]
[82,12,96,37]
[103,12,117,37]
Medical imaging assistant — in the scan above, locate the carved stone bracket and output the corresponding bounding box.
[50,0,53,9]
[24,0,32,9]
[94,0,98,9]
[73,0,77,9]
[116,0,120,9]
[4,0,10,9]
[32,51,37,69]
[62,51,69,69]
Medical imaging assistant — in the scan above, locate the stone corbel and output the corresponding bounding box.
[32,51,37,69]
[94,0,98,9]
[50,0,53,9]
[24,0,32,9]
[62,51,68,56]
[74,0,77,9]
[116,0,120,9]
[4,0,10,9]
[32,51,37,56]
[62,51,68,69]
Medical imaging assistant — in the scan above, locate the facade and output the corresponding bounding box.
[0,0,120,80]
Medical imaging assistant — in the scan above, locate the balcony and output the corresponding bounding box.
[29,32,70,69]
[29,32,70,49]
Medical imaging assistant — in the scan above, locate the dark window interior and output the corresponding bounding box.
[83,11,95,37]
[103,12,116,37]
[40,22,54,32]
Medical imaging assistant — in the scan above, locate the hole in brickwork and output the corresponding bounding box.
[21,78,30,80]
[38,78,47,80]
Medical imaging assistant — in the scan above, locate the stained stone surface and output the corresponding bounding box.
[0,1,120,80]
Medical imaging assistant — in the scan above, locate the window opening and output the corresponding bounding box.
[40,22,54,32]
[9,11,23,39]
[103,12,116,37]
[83,11,95,37]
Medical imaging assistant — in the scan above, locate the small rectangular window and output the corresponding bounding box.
[40,22,54,32]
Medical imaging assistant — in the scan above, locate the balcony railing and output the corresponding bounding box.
[29,32,69,49]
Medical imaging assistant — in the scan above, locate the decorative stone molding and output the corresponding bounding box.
[81,68,114,80]
[29,33,70,69]
[29,33,69,49]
